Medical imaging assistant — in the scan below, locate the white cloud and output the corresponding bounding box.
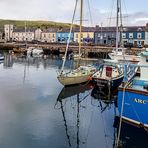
[0,0,148,26]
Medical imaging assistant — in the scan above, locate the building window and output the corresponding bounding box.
[129,33,133,38]
[104,34,106,37]
[112,34,114,38]
[76,34,78,38]
[122,33,126,38]
[52,34,55,38]
[137,33,142,39]
[98,33,100,37]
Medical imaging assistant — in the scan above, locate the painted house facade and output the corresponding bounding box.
[56,29,74,43]
[122,26,145,46]
[94,27,116,46]
[74,28,94,43]
[12,29,35,42]
[41,28,57,43]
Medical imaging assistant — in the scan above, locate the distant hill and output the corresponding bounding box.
[0,19,79,29]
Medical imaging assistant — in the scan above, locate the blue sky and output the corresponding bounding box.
[0,0,148,26]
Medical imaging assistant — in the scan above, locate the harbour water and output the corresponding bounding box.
[0,53,148,148]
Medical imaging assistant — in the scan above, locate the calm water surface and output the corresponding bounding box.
[0,53,147,148]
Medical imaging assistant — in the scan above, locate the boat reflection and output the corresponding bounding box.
[91,84,117,112]
[57,84,92,101]
[55,84,92,148]
[114,121,148,148]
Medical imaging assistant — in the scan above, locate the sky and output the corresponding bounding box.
[0,0,148,26]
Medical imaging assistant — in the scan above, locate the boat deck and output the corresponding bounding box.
[127,78,148,92]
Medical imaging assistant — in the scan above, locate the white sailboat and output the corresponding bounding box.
[108,0,140,62]
[57,0,96,86]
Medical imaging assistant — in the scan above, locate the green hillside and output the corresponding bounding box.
[0,19,78,29]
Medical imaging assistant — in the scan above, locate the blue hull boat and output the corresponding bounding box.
[118,79,148,128]
[117,48,148,128]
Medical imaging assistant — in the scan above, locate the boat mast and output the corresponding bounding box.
[115,0,120,53]
[60,0,78,74]
[119,0,123,48]
[78,0,83,59]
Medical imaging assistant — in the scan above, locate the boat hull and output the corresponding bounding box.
[57,74,91,86]
[108,53,140,62]
[93,75,124,90]
[118,88,148,128]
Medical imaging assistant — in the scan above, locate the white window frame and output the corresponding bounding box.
[129,33,133,39]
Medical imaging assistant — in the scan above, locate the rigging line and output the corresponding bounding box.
[122,0,128,26]
[60,0,78,74]
[108,0,115,27]
[87,0,93,27]
[99,100,109,148]
[126,91,142,125]
[116,81,129,148]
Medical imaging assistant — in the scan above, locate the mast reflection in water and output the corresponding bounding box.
[0,53,147,148]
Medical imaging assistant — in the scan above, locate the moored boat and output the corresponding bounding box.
[57,65,96,86]
[91,60,124,89]
[117,48,148,128]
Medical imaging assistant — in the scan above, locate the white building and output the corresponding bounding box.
[12,29,35,42]
[4,24,13,41]
[35,28,42,41]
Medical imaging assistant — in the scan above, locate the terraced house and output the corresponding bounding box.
[41,28,57,43]
[94,26,116,46]
[12,28,35,42]
[74,27,95,43]
[121,26,145,47]
[56,29,74,43]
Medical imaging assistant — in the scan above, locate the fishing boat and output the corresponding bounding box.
[117,48,148,129]
[91,59,124,90]
[108,0,140,62]
[57,0,96,86]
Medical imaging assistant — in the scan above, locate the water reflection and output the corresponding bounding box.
[91,85,117,113]
[0,52,147,148]
[115,122,148,148]
[55,84,92,148]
